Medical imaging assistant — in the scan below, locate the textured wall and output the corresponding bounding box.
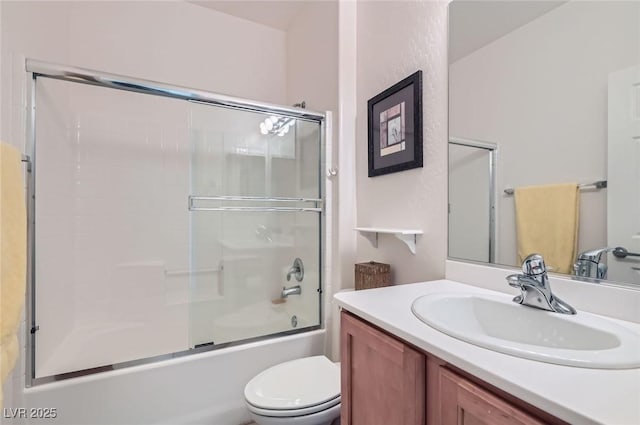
[355,1,448,284]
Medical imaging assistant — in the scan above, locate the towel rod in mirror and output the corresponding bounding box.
[503,180,607,196]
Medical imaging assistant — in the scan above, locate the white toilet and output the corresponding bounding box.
[244,356,341,425]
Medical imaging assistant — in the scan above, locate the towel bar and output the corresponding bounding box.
[504,180,607,196]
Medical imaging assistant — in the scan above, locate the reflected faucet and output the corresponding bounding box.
[507,254,576,315]
[286,258,304,282]
[573,247,614,280]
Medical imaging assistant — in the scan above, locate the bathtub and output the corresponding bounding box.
[21,330,325,425]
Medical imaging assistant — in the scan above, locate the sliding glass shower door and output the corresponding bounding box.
[30,70,323,381]
[188,103,322,348]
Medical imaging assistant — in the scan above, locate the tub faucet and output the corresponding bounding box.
[506,254,576,315]
[286,258,304,282]
[573,247,614,280]
[281,285,301,298]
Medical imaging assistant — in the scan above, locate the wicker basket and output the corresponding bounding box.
[355,261,391,290]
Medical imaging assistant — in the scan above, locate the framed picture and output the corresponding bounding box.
[367,70,423,177]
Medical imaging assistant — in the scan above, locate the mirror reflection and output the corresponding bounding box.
[448,0,640,286]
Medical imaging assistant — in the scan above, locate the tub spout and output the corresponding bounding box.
[281,285,301,298]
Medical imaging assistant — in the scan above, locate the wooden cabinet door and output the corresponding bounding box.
[440,368,545,425]
[340,311,425,425]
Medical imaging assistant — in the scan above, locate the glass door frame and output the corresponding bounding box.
[24,59,326,386]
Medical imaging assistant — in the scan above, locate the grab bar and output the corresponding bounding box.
[612,247,640,259]
[503,180,607,196]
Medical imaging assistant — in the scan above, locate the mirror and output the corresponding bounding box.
[448,0,640,287]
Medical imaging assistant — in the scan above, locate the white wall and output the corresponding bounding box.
[1,0,288,150]
[0,0,308,421]
[450,1,640,267]
[284,0,341,359]
[354,1,448,284]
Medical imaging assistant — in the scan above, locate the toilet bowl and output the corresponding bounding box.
[244,356,341,425]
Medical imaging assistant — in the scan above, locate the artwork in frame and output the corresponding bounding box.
[367,70,423,177]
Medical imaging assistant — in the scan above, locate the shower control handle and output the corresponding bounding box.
[286,258,304,282]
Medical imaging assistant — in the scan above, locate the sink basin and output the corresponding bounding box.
[411,292,640,369]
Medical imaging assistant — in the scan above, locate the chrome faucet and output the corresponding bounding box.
[281,285,301,298]
[286,258,304,282]
[506,254,576,315]
[573,247,614,280]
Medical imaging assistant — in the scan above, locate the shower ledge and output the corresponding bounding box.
[354,227,423,255]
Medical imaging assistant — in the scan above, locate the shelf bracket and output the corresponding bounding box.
[394,233,417,255]
[355,227,422,255]
[360,231,378,249]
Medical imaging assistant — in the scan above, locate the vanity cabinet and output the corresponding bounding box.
[340,310,425,425]
[340,311,566,425]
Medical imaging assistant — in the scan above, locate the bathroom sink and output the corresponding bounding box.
[411,292,640,369]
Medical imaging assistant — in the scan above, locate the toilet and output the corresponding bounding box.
[244,356,341,425]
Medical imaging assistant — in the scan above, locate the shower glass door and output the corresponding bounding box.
[188,103,322,348]
[33,78,194,378]
[30,70,323,381]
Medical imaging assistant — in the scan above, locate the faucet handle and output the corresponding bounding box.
[522,253,546,276]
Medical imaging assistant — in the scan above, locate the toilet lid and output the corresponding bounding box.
[244,356,340,410]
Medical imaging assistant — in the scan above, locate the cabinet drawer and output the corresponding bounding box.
[440,367,545,425]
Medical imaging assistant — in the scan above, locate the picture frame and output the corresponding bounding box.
[367,70,423,177]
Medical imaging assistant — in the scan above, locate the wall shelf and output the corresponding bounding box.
[354,227,423,255]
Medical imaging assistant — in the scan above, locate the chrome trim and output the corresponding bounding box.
[189,206,323,213]
[488,147,496,263]
[318,114,326,334]
[189,195,323,212]
[26,59,325,121]
[190,195,322,203]
[503,180,607,195]
[25,73,37,388]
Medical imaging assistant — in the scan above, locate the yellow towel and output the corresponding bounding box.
[0,143,27,405]
[514,183,579,274]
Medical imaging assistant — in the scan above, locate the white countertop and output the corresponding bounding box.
[334,280,640,425]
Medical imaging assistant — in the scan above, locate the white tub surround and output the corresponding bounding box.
[21,331,324,425]
[334,281,640,425]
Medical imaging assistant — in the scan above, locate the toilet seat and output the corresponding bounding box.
[246,395,340,418]
[244,356,340,417]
